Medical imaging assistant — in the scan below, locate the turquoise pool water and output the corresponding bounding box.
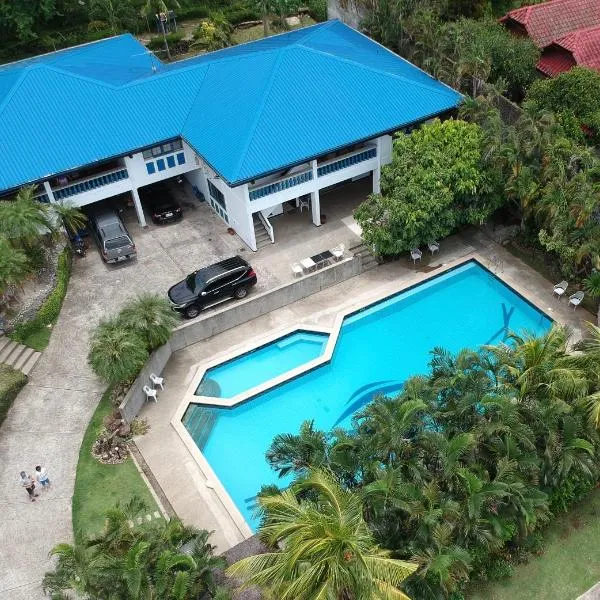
[196,331,328,398]
[183,261,552,530]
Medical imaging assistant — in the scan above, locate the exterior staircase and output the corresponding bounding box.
[350,242,379,272]
[0,336,41,375]
[253,215,273,250]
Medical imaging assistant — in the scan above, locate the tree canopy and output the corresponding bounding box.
[354,119,501,256]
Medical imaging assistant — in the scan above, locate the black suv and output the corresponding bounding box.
[168,256,257,318]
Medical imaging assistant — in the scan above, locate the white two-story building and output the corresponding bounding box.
[0,20,461,251]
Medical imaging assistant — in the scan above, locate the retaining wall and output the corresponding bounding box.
[120,256,365,420]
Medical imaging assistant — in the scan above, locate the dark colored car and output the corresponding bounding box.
[168,256,257,319]
[141,185,183,224]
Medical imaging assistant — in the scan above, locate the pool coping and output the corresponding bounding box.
[171,255,556,536]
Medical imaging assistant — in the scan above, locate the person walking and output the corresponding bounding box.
[18,471,38,502]
[35,465,51,489]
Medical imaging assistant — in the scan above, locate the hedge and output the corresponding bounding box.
[146,32,185,51]
[10,247,72,344]
[0,364,27,428]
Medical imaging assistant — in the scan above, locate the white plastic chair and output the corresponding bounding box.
[143,385,158,403]
[291,263,303,277]
[150,373,164,390]
[569,291,584,310]
[553,280,568,300]
[298,196,310,213]
[332,244,345,261]
[410,248,422,264]
[428,241,440,255]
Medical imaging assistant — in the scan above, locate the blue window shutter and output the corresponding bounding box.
[176,152,185,165]
[157,159,166,171]
[146,162,156,175]
[166,155,176,168]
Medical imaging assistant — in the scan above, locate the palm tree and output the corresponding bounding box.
[51,200,88,236]
[141,0,181,59]
[118,293,180,351]
[584,271,600,326]
[266,419,329,478]
[0,237,29,296]
[227,469,418,599]
[0,185,53,248]
[253,0,272,37]
[88,316,149,384]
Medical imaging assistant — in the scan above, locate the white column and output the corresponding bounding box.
[124,156,147,227]
[372,166,381,194]
[131,186,147,227]
[311,160,321,227]
[43,180,56,203]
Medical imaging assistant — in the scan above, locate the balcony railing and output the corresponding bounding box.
[249,169,313,201]
[317,146,377,178]
[53,167,129,200]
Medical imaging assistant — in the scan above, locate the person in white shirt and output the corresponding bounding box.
[18,471,38,502]
[35,465,51,488]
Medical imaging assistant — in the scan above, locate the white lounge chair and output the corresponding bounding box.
[297,195,310,213]
[428,241,440,255]
[569,291,584,310]
[143,385,158,403]
[332,243,345,261]
[410,248,422,265]
[291,263,303,277]
[553,280,568,300]
[150,373,164,390]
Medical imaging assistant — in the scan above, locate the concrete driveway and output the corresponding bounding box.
[0,194,273,598]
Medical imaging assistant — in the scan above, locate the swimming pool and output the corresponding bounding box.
[196,331,328,398]
[183,261,552,529]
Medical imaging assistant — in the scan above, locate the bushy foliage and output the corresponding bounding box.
[0,364,27,428]
[88,317,149,384]
[192,12,233,51]
[263,325,600,597]
[87,294,178,383]
[10,248,72,342]
[43,498,228,599]
[525,67,600,140]
[354,119,502,255]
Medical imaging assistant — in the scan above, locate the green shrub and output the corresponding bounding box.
[10,247,72,346]
[0,364,27,428]
[224,5,260,25]
[306,0,327,22]
[146,32,184,51]
[177,6,211,20]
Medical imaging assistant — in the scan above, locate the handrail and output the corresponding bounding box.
[258,211,274,243]
[52,167,129,200]
[317,145,377,177]
[249,168,313,201]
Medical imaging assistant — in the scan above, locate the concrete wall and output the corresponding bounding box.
[119,256,368,420]
[170,257,362,351]
[119,342,173,422]
[328,0,367,30]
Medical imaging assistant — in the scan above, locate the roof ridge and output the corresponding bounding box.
[297,44,459,100]
[232,47,289,181]
[0,66,32,119]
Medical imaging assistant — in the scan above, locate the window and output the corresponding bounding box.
[176,152,185,165]
[166,155,176,168]
[208,180,225,208]
[146,162,156,175]
[157,159,166,171]
[142,139,184,160]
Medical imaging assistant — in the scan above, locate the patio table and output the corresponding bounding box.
[310,250,333,269]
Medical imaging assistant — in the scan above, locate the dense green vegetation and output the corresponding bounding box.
[72,388,158,538]
[88,294,179,384]
[46,496,228,599]
[0,364,27,428]
[0,0,327,62]
[240,324,600,599]
[9,247,72,350]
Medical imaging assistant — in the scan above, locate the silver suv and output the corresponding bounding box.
[89,209,136,263]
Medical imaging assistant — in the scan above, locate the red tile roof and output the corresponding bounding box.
[555,24,600,69]
[537,48,577,76]
[501,0,600,48]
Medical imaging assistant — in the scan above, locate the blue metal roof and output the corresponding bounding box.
[0,21,461,192]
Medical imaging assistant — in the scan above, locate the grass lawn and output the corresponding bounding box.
[72,388,158,540]
[232,16,316,45]
[468,486,600,600]
[18,323,52,351]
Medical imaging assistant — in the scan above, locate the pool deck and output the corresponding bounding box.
[135,230,594,552]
